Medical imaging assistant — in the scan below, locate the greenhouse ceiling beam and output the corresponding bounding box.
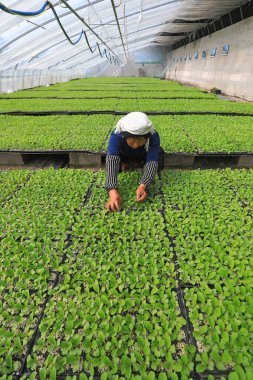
[105,33,157,48]
[110,0,128,58]
[26,20,47,30]
[58,0,120,59]
[86,0,119,56]
[90,23,124,26]
[49,48,96,67]
[122,0,181,21]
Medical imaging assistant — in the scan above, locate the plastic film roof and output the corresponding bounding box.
[0,0,249,71]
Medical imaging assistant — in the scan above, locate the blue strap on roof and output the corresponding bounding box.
[0,1,50,17]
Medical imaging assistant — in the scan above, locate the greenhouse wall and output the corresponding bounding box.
[0,69,84,94]
[165,16,253,101]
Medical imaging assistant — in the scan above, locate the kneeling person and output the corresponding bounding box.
[105,112,160,211]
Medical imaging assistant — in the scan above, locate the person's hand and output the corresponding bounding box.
[136,184,147,203]
[106,189,121,212]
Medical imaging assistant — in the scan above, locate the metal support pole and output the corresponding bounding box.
[58,0,120,60]
[110,0,128,59]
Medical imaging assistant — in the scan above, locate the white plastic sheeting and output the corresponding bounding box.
[0,68,85,93]
[0,0,249,90]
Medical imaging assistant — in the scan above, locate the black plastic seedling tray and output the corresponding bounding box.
[0,96,219,101]
[1,110,253,116]
[1,149,253,169]
[31,88,207,93]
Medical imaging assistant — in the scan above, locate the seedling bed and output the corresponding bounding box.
[1,168,252,379]
[0,170,32,203]
[180,294,237,380]
[0,111,117,116]
[17,276,60,377]
[1,110,253,117]
[32,88,204,93]
[10,177,96,377]
[158,183,200,373]
[0,96,217,101]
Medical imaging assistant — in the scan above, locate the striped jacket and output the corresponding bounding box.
[105,131,160,191]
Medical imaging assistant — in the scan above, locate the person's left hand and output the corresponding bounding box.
[136,184,147,203]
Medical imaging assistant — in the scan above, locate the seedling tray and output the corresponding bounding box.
[2,168,252,378]
[198,369,233,379]
[0,150,102,168]
[0,96,218,100]
[0,110,117,116]
[1,150,253,169]
[15,182,94,377]
[1,110,253,116]
[32,88,203,93]
[158,186,235,380]
[164,153,253,168]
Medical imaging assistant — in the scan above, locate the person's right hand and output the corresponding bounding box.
[106,189,121,212]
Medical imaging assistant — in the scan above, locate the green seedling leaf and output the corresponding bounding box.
[101,355,111,367]
[49,368,57,380]
[228,373,239,380]
[147,372,156,380]
[39,368,47,380]
[93,280,100,293]
[158,373,167,380]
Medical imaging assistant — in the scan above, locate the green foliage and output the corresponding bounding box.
[1,76,253,114]
[0,168,93,375]
[161,169,253,374]
[162,169,253,284]
[0,115,114,151]
[153,115,253,153]
[136,98,253,114]
[1,90,215,99]
[17,170,192,377]
[0,156,253,379]
[1,76,252,154]
[0,98,119,112]
[86,170,163,211]
[0,169,31,202]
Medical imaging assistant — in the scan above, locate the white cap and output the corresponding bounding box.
[114,112,154,136]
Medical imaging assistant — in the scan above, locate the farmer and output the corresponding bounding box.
[105,112,161,211]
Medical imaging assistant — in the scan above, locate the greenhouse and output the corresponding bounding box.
[0,1,253,379]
